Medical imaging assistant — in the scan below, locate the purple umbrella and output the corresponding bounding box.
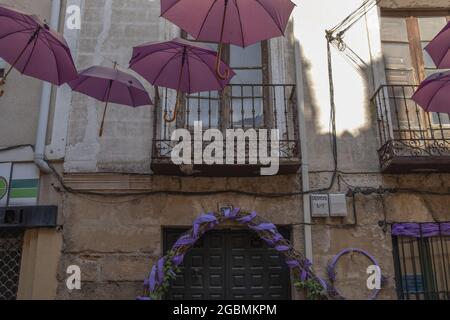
[0,5,77,97]
[425,21,450,69]
[129,38,234,122]
[160,0,295,79]
[69,64,153,136]
[412,71,450,113]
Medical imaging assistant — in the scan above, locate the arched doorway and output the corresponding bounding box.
[164,227,291,300]
[139,208,324,300]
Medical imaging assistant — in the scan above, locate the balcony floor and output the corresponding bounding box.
[381,156,450,173]
[151,160,301,177]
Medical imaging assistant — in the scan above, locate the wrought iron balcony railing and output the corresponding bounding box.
[372,84,450,172]
[152,84,301,175]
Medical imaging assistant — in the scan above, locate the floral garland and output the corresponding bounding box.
[326,248,386,300]
[137,208,328,300]
[392,222,450,238]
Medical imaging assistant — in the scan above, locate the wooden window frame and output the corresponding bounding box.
[381,11,450,128]
[381,10,450,83]
[178,32,272,131]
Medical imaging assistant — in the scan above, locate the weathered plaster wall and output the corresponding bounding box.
[64,0,163,173]
[64,0,296,174]
[0,0,52,147]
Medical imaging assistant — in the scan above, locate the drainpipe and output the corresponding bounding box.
[35,0,62,174]
[293,19,313,262]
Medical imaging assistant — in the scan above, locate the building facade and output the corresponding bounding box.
[0,0,449,300]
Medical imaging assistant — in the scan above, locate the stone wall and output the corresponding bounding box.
[380,0,450,9]
[54,174,307,299]
[310,172,450,299]
[50,170,450,299]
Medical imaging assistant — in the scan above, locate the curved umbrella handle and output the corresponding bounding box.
[215,58,230,81]
[164,91,181,123]
[164,107,178,123]
[215,42,230,81]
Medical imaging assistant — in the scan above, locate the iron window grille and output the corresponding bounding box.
[153,84,300,163]
[392,223,450,300]
[0,228,24,300]
[372,84,450,168]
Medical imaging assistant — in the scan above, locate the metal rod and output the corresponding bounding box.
[165,47,187,123]
[99,80,113,137]
[215,0,230,80]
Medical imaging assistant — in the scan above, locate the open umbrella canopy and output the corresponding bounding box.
[69,65,152,107]
[69,65,153,136]
[160,0,296,48]
[129,38,234,94]
[129,38,234,122]
[160,0,295,78]
[425,21,450,69]
[0,5,77,89]
[412,71,450,113]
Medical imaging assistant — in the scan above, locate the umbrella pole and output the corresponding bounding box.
[215,1,230,80]
[164,49,186,123]
[99,101,110,137]
[0,27,41,97]
[99,79,114,137]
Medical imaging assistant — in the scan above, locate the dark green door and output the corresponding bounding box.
[164,228,291,300]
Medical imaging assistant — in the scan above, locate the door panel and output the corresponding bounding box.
[164,228,291,300]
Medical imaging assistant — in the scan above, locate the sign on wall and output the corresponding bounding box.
[0,163,12,206]
[0,162,39,207]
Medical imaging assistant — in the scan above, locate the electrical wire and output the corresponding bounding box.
[329,0,381,35]
[0,144,34,152]
[45,157,450,204]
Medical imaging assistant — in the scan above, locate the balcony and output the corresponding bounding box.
[372,84,450,173]
[151,84,301,176]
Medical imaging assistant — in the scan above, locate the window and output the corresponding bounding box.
[392,228,450,300]
[152,35,301,171]
[380,13,450,125]
[181,33,269,130]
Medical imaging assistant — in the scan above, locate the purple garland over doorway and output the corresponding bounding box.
[137,208,327,300]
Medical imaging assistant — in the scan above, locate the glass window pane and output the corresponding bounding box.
[230,43,262,68]
[381,17,408,42]
[382,43,413,70]
[432,113,450,125]
[187,93,219,128]
[421,42,437,69]
[231,85,262,97]
[418,17,447,41]
[231,70,263,85]
[231,98,263,128]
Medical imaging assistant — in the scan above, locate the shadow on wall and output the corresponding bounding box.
[290,32,381,174]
